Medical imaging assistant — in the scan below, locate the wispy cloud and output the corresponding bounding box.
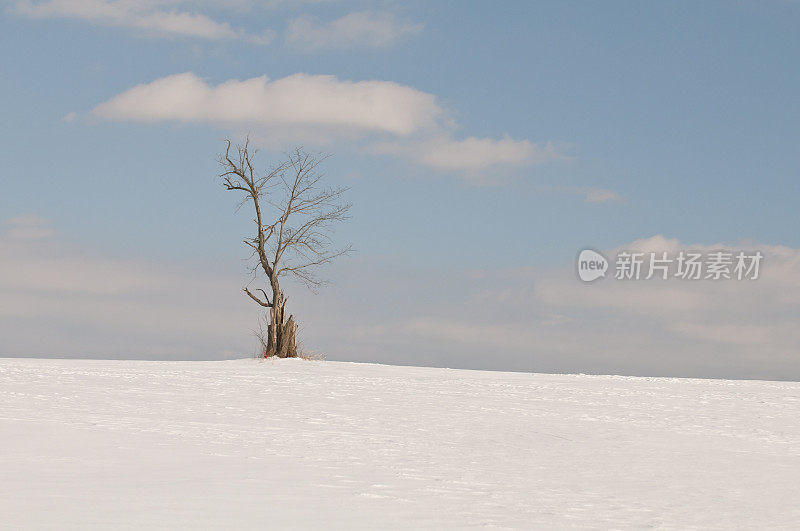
[555,186,624,204]
[4,215,55,240]
[4,220,800,378]
[0,216,253,359]
[328,235,800,379]
[373,136,560,180]
[584,188,623,203]
[287,11,423,50]
[12,0,275,44]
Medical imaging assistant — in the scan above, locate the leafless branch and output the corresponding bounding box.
[219,137,352,294]
[243,287,271,307]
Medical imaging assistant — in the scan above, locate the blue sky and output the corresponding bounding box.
[2,1,800,379]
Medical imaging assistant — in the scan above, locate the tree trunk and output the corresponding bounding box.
[264,289,298,358]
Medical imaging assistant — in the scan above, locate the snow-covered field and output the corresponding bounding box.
[1,358,799,529]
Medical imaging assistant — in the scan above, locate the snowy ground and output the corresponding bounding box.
[1,358,799,529]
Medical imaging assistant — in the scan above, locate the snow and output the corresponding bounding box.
[1,358,799,529]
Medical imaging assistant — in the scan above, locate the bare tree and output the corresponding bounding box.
[219,137,352,358]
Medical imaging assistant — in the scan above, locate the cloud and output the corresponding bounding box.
[0,216,254,359]
[374,135,560,176]
[91,72,561,178]
[584,188,623,203]
[92,72,441,136]
[12,0,275,43]
[531,236,800,377]
[555,186,624,204]
[3,220,799,379]
[312,236,800,380]
[287,11,423,50]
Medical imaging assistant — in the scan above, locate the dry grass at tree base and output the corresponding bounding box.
[253,320,325,360]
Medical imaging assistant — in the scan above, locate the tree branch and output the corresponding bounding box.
[220,138,351,306]
[243,287,272,307]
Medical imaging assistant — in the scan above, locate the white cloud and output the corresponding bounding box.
[92,72,442,136]
[61,111,77,122]
[374,135,560,176]
[12,0,275,43]
[287,10,423,50]
[91,72,562,178]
